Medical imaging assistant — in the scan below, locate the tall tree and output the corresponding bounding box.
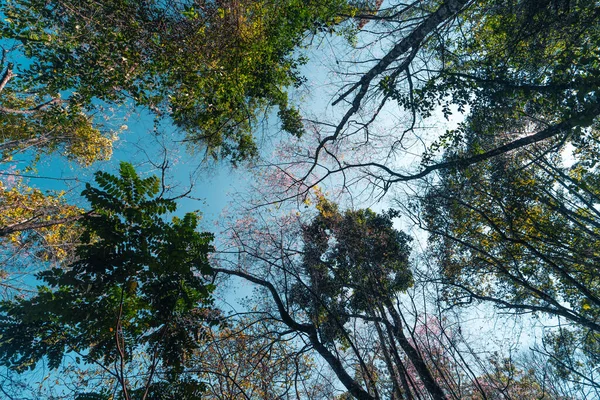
[266,0,600,199]
[213,193,558,399]
[0,162,216,399]
[421,134,600,393]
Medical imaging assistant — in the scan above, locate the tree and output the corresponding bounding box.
[0,162,216,399]
[0,178,86,297]
[0,0,363,164]
[214,192,559,399]
[0,59,115,166]
[421,135,600,393]
[191,317,333,399]
[261,0,600,199]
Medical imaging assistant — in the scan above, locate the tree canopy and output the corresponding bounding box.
[274,0,600,196]
[422,142,600,390]
[1,0,600,398]
[1,0,359,164]
[0,163,215,398]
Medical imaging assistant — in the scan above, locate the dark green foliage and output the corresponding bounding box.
[0,163,214,386]
[278,105,306,139]
[292,198,413,343]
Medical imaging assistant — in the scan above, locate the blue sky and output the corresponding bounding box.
[15,106,247,224]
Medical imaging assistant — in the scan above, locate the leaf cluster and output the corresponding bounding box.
[1,0,356,164]
[292,197,413,343]
[0,163,215,388]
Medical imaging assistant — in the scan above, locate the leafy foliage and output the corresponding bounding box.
[407,0,600,161]
[424,140,600,387]
[0,179,83,254]
[1,0,357,164]
[0,99,115,166]
[0,162,215,396]
[292,195,413,343]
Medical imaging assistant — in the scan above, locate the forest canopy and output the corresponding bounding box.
[0,0,599,398]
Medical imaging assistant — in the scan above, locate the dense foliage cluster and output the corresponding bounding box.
[293,199,413,343]
[2,0,355,163]
[0,163,215,398]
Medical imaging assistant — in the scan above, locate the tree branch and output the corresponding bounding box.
[0,211,93,237]
[213,267,376,400]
